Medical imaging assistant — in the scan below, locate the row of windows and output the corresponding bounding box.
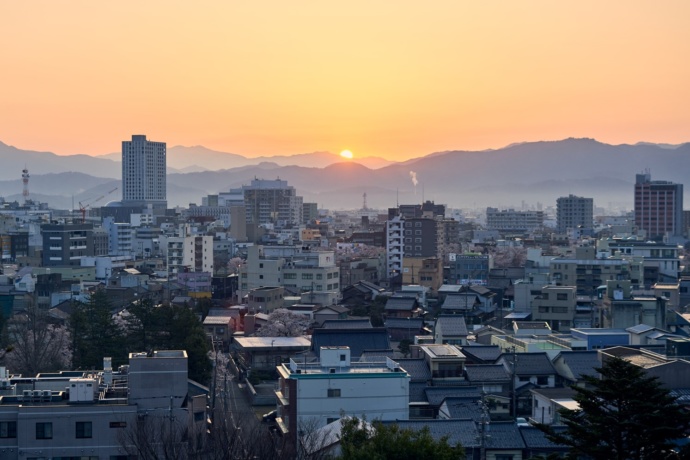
[3,420,126,440]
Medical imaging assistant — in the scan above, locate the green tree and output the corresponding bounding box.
[338,416,465,460]
[159,304,212,384]
[125,297,163,353]
[70,289,127,369]
[536,357,690,460]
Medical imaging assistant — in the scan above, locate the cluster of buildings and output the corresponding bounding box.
[0,134,688,458]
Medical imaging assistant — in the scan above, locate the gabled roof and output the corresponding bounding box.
[435,315,469,337]
[552,350,600,382]
[321,319,372,329]
[358,350,394,362]
[394,358,431,382]
[384,317,424,330]
[382,419,477,448]
[425,386,481,406]
[441,293,476,311]
[520,426,568,449]
[626,323,656,334]
[499,352,557,376]
[460,345,503,363]
[439,397,483,421]
[315,304,349,314]
[464,364,510,382]
[311,328,390,358]
[384,295,418,311]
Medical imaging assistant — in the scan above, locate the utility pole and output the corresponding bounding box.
[510,345,517,419]
[477,392,491,460]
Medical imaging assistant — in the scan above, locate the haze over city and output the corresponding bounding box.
[2,1,689,160]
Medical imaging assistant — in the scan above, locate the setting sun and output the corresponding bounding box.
[340,150,354,159]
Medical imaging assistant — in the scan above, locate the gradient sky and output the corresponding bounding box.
[2,1,689,160]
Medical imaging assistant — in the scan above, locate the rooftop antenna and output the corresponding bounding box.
[396,188,399,207]
[21,167,29,204]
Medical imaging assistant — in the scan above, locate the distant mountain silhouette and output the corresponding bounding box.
[2,138,688,210]
[99,145,393,170]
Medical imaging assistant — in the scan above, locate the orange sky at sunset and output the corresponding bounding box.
[2,1,689,161]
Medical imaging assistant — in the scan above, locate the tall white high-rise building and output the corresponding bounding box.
[122,135,167,206]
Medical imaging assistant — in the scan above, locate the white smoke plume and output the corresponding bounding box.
[409,171,418,187]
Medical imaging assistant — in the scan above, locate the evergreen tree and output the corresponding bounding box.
[338,417,465,460]
[537,357,690,460]
[159,304,212,384]
[70,289,127,369]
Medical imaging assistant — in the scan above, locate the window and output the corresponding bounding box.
[194,411,205,422]
[556,293,568,301]
[327,389,341,397]
[0,421,16,438]
[326,417,339,424]
[537,376,549,386]
[302,273,313,280]
[284,273,296,280]
[316,274,323,280]
[76,421,92,438]
[36,422,52,439]
[110,421,127,428]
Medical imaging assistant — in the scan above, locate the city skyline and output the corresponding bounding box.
[2,1,689,160]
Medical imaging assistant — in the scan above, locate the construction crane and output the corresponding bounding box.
[78,187,118,223]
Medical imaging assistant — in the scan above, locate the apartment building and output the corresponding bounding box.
[556,194,593,234]
[41,223,94,267]
[164,235,214,279]
[486,208,544,233]
[531,285,578,332]
[634,172,684,239]
[238,245,339,299]
[275,346,409,446]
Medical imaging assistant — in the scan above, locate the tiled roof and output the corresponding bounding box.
[321,319,372,329]
[358,350,395,362]
[381,419,477,447]
[461,345,502,363]
[425,386,481,406]
[520,426,568,449]
[409,382,429,403]
[553,350,600,381]
[395,358,431,382]
[382,420,525,450]
[384,317,424,330]
[435,315,469,337]
[311,328,390,358]
[464,364,510,382]
[384,296,418,311]
[439,397,483,421]
[441,293,476,311]
[484,422,526,449]
[499,352,557,376]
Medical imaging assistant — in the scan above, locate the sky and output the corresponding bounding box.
[2,1,689,161]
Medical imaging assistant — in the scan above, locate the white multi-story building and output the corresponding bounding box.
[122,134,166,206]
[241,179,303,226]
[275,346,410,446]
[486,207,544,232]
[386,215,404,280]
[103,217,133,256]
[163,235,214,279]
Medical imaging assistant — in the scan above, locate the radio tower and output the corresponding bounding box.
[22,167,30,205]
[362,192,368,211]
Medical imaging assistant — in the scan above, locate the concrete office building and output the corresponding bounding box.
[41,223,94,267]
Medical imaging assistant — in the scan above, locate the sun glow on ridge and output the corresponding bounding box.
[340,149,354,159]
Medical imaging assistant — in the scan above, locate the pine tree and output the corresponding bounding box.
[537,357,690,460]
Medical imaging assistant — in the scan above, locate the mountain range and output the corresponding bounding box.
[0,138,688,211]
